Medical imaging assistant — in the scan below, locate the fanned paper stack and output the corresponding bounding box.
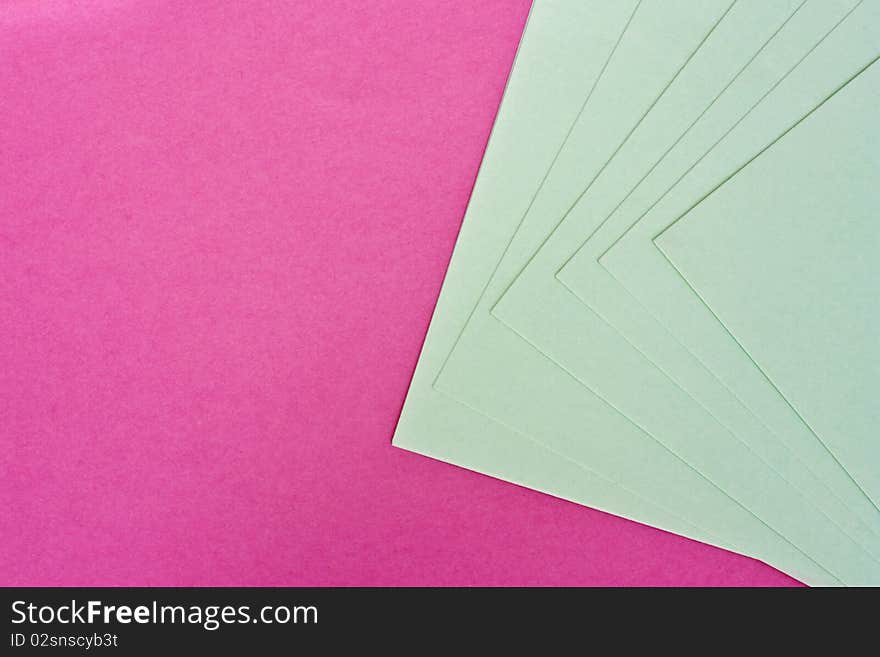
[393,0,880,585]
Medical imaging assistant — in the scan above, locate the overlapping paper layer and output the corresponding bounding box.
[394,0,880,585]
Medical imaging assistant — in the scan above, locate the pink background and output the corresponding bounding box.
[0,0,798,586]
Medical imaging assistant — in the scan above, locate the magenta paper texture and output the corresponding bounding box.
[0,0,796,586]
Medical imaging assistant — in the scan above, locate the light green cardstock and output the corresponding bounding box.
[490,0,880,582]
[655,61,879,517]
[558,0,880,543]
[435,0,845,584]
[393,1,710,548]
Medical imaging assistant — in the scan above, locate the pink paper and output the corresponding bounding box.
[0,0,799,586]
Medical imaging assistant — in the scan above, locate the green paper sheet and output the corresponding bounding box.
[393,1,708,548]
[493,0,880,578]
[493,2,880,584]
[655,61,879,515]
[435,0,844,584]
[560,0,880,540]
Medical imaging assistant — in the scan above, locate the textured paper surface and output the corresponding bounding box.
[560,0,880,545]
[1,0,800,586]
[434,0,838,583]
[493,0,880,583]
[656,61,879,515]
